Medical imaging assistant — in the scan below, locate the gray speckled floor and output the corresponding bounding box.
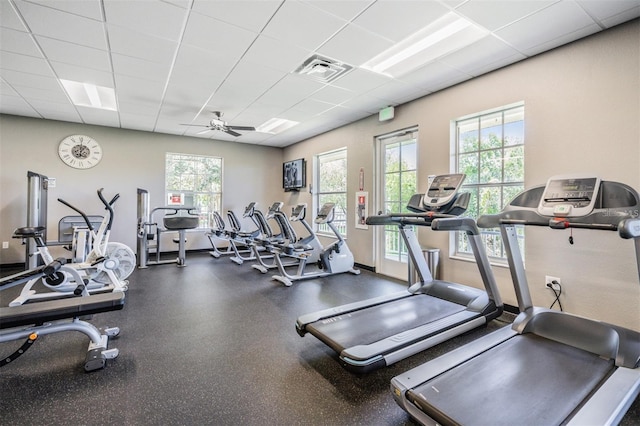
[1,252,638,425]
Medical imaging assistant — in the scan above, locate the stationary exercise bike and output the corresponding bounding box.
[271,202,359,287]
[10,188,135,306]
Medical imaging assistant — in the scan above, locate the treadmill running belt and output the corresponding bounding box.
[407,333,615,426]
[306,294,466,353]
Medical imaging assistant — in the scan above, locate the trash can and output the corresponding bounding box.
[408,247,440,284]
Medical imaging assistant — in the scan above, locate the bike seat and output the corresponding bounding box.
[13,226,46,238]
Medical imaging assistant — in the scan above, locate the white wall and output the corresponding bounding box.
[282,20,640,331]
[0,116,283,263]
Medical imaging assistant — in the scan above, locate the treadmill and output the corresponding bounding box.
[391,174,640,425]
[295,174,503,373]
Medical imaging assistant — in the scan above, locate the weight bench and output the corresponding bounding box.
[1,260,125,372]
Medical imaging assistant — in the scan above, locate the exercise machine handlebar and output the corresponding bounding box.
[58,188,120,232]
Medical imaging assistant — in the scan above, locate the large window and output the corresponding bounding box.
[315,148,347,236]
[453,104,525,261]
[165,152,223,228]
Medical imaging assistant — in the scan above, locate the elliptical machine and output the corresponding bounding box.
[271,202,360,287]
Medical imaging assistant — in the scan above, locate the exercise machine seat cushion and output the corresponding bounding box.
[163,216,199,230]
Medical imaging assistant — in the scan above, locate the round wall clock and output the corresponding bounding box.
[58,134,103,169]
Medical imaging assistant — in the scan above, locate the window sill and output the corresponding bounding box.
[450,253,510,269]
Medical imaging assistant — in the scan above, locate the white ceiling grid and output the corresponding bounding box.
[0,0,638,147]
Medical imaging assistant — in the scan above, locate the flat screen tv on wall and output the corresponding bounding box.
[283,158,306,192]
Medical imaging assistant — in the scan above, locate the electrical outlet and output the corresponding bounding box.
[2,241,8,249]
[545,275,561,291]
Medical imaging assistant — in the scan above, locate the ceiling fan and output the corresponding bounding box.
[181,111,255,137]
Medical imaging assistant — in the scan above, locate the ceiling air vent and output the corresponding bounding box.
[295,55,353,83]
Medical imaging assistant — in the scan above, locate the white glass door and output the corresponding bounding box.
[375,129,417,280]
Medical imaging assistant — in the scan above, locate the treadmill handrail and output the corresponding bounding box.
[430,216,480,235]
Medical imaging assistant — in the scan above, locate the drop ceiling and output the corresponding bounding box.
[1,0,638,147]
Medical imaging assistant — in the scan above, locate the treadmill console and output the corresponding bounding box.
[423,174,466,208]
[538,174,601,217]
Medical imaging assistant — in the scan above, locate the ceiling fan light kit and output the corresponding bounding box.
[181,111,256,138]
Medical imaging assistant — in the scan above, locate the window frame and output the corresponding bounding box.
[314,147,348,237]
[165,152,223,229]
[450,102,525,264]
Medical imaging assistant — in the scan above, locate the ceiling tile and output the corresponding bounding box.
[107,25,178,65]
[0,70,59,90]
[104,0,186,41]
[49,61,114,87]
[27,0,103,20]
[352,0,450,42]
[330,68,392,93]
[495,1,597,52]
[310,85,355,104]
[1,0,639,148]
[398,61,470,92]
[520,23,601,57]
[119,112,157,132]
[211,58,287,106]
[29,98,78,113]
[9,83,69,103]
[600,5,640,27]
[36,35,111,72]
[1,28,41,57]
[456,0,556,31]
[289,98,335,115]
[77,106,120,127]
[242,35,312,74]
[39,107,81,122]
[317,23,394,67]
[256,74,325,109]
[440,35,526,76]
[181,12,257,57]
[341,92,390,114]
[368,79,425,104]
[191,0,281,33]
[0,80,18,96]
[0,51,51,76]
[114,74,165,104]
[14,0,107,50]
[111,53,171,82]
[0,94,36,110]
[0,0,28,31]
[262,1,347,51]
[171,44,236,88]
[303,0,374,21]
[578,0,640,22]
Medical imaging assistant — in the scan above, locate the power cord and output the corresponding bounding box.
[546,280,563,311]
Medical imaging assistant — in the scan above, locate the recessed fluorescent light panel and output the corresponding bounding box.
[60,79,117,111]
[256,118,299,134]
[361,12,487,77]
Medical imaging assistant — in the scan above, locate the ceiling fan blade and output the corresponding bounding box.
[227,125,256,131]
[197,128,213,134]
[224,129,242,137]
[180,124,211,127]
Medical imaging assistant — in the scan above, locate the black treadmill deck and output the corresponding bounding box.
[305,294,467,354]
[407,333,615,425]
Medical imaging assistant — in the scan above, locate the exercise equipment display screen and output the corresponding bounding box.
[425,174,465,207]
[538,175,601,217]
